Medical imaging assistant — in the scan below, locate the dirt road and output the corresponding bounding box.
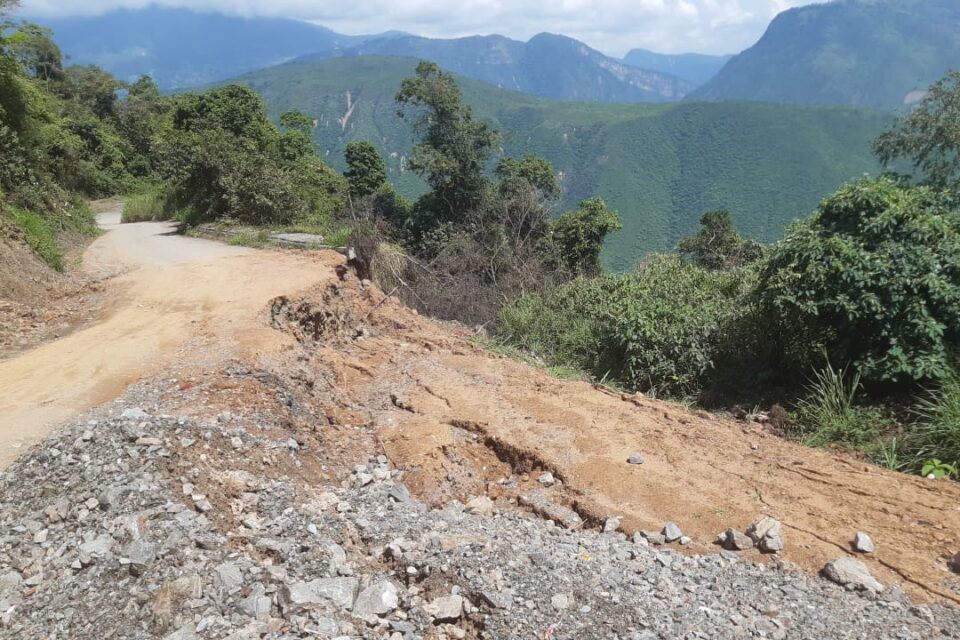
[0,209,338,468]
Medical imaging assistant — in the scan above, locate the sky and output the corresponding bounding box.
[17,0,823,56]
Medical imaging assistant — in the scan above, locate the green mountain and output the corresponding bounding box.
[690,0,960,108]
[622,49,732,86]
[222,56,891,269]
[32,6,398,88]
[300,33,693,103]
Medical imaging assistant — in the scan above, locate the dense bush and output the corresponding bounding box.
[499,255,754,397]
[757,177,960,386]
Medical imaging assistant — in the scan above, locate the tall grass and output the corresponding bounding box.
[9,207,64,271]
[792,362,887,449]
[905,373,960,475]
[122,189,174,223]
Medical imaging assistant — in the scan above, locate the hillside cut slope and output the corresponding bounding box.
[690,0,960,108]
[231,56,891,268]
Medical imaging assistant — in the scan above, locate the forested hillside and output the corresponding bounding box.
[231,56,890,268]
[690,0,960,108]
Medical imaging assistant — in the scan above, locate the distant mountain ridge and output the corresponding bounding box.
[27,6,399,88]
[690,0,960,108]
[622,49,732,86]
[223,56,890,268]
[300,32,694,103]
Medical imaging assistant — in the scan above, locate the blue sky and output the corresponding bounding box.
[18,0,823,56]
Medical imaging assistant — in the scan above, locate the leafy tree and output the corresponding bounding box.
[128,74,160,100]
[677,209,763,270]
[5,24,63,82]
[874,71,960,191]
[61,65,125,119]
[757,177,960,385]
[344,140,387,198]
[279,110,313,135]
[396,61,499,232]
[547,197,622,277]
[495,154,560,200]
[171,84,272,142]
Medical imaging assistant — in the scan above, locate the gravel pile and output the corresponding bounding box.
[1,409,958,639]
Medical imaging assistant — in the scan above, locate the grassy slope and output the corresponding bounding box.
[230,56,891,269]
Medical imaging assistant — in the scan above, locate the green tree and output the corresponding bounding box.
[279,110,313,135]
[874,71,960,191]
[547,197,622,277]
[757,177,960,385]
[5,24,63,82]
[396,61,499,231]
[495,154,560,200]
[344,140,387,197]
[677,209,763,270]
[61,65,125,119]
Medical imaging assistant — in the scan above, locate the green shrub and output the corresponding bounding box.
[499,255,755,398]
[790,362,888,449]
[903,373,960,474]
[757,177,960,386]
[9,207,64,270]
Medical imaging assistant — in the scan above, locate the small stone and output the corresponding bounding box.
[604,516,622,533]
[679,536,692,546]
[231,436,244,449]
[853,532,876,554]
[388,484,412,503]
[121,408,150,420]
[424,595,463,621]
[33,529,48,544]
[284,578,359,611]
[627,452,645,465]
[550,593,571,610]
[538,472,556,486]
[822,557,884,593]
[192,494,213,513]
[353,580,399,617]
[640,531,666,545]
[662,522,683,543]
[723,529,754,551]
[747,516,784,553]
[466,496,495,516]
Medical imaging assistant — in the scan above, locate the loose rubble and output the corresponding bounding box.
[0,408,958,639]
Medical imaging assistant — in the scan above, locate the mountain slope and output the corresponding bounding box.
[623,49,732,86]
[301,33,694,103]
[225,57,890,269]
[32,7,392,88]
[690,0,960,108]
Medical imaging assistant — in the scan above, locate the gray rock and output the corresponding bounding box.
[163,624,198,640]
[640,531,666,545]
[822,557,884,593]
[236,584,272,619]
[604,516,622,533]
[79,534,115,558]
[122,539,156,576]
[284,577,359,611]
[388,484,412,503]
[747,516,784,553]
[465,496,494,516]
[662,522,683,543]
[0,572,23,608]
[121,408,151,420]
[538,472,556,486]
[424,595,463,621]
[480,590,513,610]
[213,562,244,593]
[353,580,399,617]
[551,593,572,610]
[723,529,754,551]
[853,532,876,554]
[627,452,645,465]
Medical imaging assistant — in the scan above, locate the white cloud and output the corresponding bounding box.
[18,0,821,55]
